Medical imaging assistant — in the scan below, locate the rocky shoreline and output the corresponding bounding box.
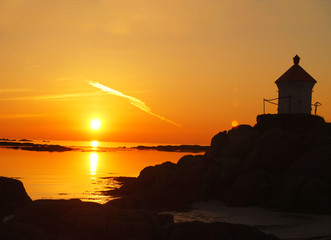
[0,177,278,240]
[1,114,330,239]
[106,114,331,214]
[132,145,209,153]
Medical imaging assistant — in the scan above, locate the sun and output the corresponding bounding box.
[232,120,239,128]
[91,140,99,148]
[90,119,101,130]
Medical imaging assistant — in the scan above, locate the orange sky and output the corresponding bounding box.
[0,0,330,144]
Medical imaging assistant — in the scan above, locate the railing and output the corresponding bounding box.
[263,96,291,114]
[263,97,322,115]
[312,102,322,115]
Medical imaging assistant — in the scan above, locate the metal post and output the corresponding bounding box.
[263,99,265,114]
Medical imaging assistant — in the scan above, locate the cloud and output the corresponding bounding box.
[88,81,181,127]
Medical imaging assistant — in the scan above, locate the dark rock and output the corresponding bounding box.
[134,145,209,153]
[12,199,101,234]
[8,199,278,240]
[223,169,279,206]
[218,157,244,182]
[0,141,72,152]
[177,154,205,169]
[220,125,260,158]
[272,144,331,213]
[243,128,297,176]
[156,221,278,240]
[255,114,326,132]
[0,222,49,240]
[107,117,331,214]
[285,144,331,180]
[205,130,227,159]
[0,177,32,218]
[107,156,210,211]
[61,208,173,240]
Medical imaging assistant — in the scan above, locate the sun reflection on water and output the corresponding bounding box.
[90,152,98,177]
[91,140,99,148]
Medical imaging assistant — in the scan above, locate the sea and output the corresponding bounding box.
[2,140,330,239]
[0,140,194,204]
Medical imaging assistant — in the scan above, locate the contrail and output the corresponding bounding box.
[88,81,181,127]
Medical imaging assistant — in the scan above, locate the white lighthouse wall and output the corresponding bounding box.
[277,82,315,114]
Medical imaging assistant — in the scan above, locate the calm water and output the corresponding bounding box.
[0,141,191,204]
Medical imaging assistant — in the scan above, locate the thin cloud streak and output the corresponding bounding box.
[88,81,181,127]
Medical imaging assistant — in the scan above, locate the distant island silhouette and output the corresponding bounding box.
[0,140,209,153]
[0,140,73,152]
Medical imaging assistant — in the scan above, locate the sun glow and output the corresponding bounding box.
[90,152,98,176]
[90,119,101,130]
[91,141,99,148]
[232,120,239,128]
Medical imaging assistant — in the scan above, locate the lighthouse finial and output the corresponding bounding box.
[293,55,300,65]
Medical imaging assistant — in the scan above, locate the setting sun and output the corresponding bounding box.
[0,2,330,237]
[90,119,101,130]
[91,141,99,148]
[232,120,239,128]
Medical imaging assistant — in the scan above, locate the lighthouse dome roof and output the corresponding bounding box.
[275,55,317,84]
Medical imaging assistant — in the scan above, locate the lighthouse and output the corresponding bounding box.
[275,55,317,114]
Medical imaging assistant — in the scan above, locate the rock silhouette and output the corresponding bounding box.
[1,114,329,239]
[0,141,72,152]
[0,177,32,218]
[0,197,277,240]
[108,114,331,214]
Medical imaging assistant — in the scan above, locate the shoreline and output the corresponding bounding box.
[2,176,330,240]
[1,177,280,240]
[166,200,331,240]
[0,140,209,153]
[1,117,331,239]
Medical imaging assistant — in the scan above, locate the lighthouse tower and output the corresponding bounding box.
[275,55,317,114]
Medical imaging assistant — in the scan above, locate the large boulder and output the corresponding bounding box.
[108,155,209,210]
[0,177,32,218]
[137,161,177,190]
[222,169,278,207]
[242,128,298,176]
[285,144,331,180]
[205,130,228,159]
[7,199,279,240]
[61,208,173,240]
[272,144,331,213]
[0,222,49,240]
[12,199,100,234]
[107,119,331,214]
[156,221,278,240]
[220,125,260,159]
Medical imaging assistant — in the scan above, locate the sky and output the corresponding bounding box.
[0,0,330,144]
